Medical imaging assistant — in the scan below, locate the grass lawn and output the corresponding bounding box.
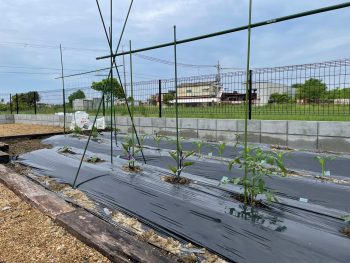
[1,103,349,121]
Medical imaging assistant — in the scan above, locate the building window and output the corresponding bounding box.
[186,89,192,93]
[202,88,209,92]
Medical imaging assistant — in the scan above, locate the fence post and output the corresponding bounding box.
[34,92,37,115]
[248,70,253,120]
[9,94,12,114]
[16,93,19,114]
[102,94,105,116]
[158,79,162,118]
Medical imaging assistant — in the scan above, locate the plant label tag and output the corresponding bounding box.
[325,170,331,176]
[208,152,212,157]
[299,197,308,203]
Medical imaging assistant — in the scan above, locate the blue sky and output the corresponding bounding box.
[0,0,349,95]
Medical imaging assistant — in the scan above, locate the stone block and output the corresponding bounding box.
[288,121,318,136]
[217,119,237,132]
[261,133,287,145]
[261,120,287,134]
[198,119,216,130]
[237,120,261,133]
[318,136,350,153]
[318,122,350,137]
[198,130,217,142]
[287,135,317,150]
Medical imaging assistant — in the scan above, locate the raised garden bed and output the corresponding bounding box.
[11,134,350,262]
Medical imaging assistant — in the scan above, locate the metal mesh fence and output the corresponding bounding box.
[0,58,349,120]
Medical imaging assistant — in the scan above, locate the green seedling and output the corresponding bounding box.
[225,147,286,206]
[139,135,147,149]
[91,126,99,139]
[59,145,75,154]
[168,142,195,178]
[193,140,205,156]
[86,155,102,163]
[343,214,350,222]
[122,137,140,169]
[315,155,335,178]
[216,141,226,158]
[153,134,163,149]
[73,125,82,136]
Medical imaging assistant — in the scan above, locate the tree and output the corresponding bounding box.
[268,93,292,104]
[294,78,327,103]
[91,78,124,103]
[13,91,40,107]
[163,93,175,106]
[68,90,86,105]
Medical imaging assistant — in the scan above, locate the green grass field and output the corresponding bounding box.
[1,103,350,121]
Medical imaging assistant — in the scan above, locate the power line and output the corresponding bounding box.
[0,65,98,72]
[0,41,108,53]
[134,53,216,68]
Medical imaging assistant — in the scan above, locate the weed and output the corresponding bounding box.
[315,155,335,178]
[226,147,286,206]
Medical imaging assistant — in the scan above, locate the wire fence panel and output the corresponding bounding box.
[0,58,349,121]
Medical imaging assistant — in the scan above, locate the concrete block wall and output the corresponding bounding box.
[0,114,14,124]
[11,114,72,127]
[3,114,350,152]
[108,116,350,152]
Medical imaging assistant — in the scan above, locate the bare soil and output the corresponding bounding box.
[0,183,110,263]
[343,227,350,237]
[0,124,62,137]
[4,137,52,157]
[162,176,191,185]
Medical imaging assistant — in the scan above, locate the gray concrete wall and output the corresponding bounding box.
[3,114,350,152]
[106,116,350,152]
[0,114,14,124]
[11,114,71,127]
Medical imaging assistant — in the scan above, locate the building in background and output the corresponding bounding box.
[170,80,223,106]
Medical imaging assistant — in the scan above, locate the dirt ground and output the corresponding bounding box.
[0,183,110,263]
[0,137,110,262]
[0,124,62,137]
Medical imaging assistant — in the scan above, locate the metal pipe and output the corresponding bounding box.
[158,79,162,118]
[16,93,19,114]
[129,40,135,167]
[110,0,114,166]
[95,0,146,164]
[173,25,180,175]
[9,94,12,114]
[59,44,66,134]
[97,2,350,60]
[243,0,253,205]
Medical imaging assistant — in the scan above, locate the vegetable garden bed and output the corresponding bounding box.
[16,133,350,262]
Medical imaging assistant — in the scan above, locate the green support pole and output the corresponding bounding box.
[59,44,66,134]
[243,0,253,205]
[129,40,135,168]
[109,3,113,165]
[97,2,350,60]
[173,25,180,175]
